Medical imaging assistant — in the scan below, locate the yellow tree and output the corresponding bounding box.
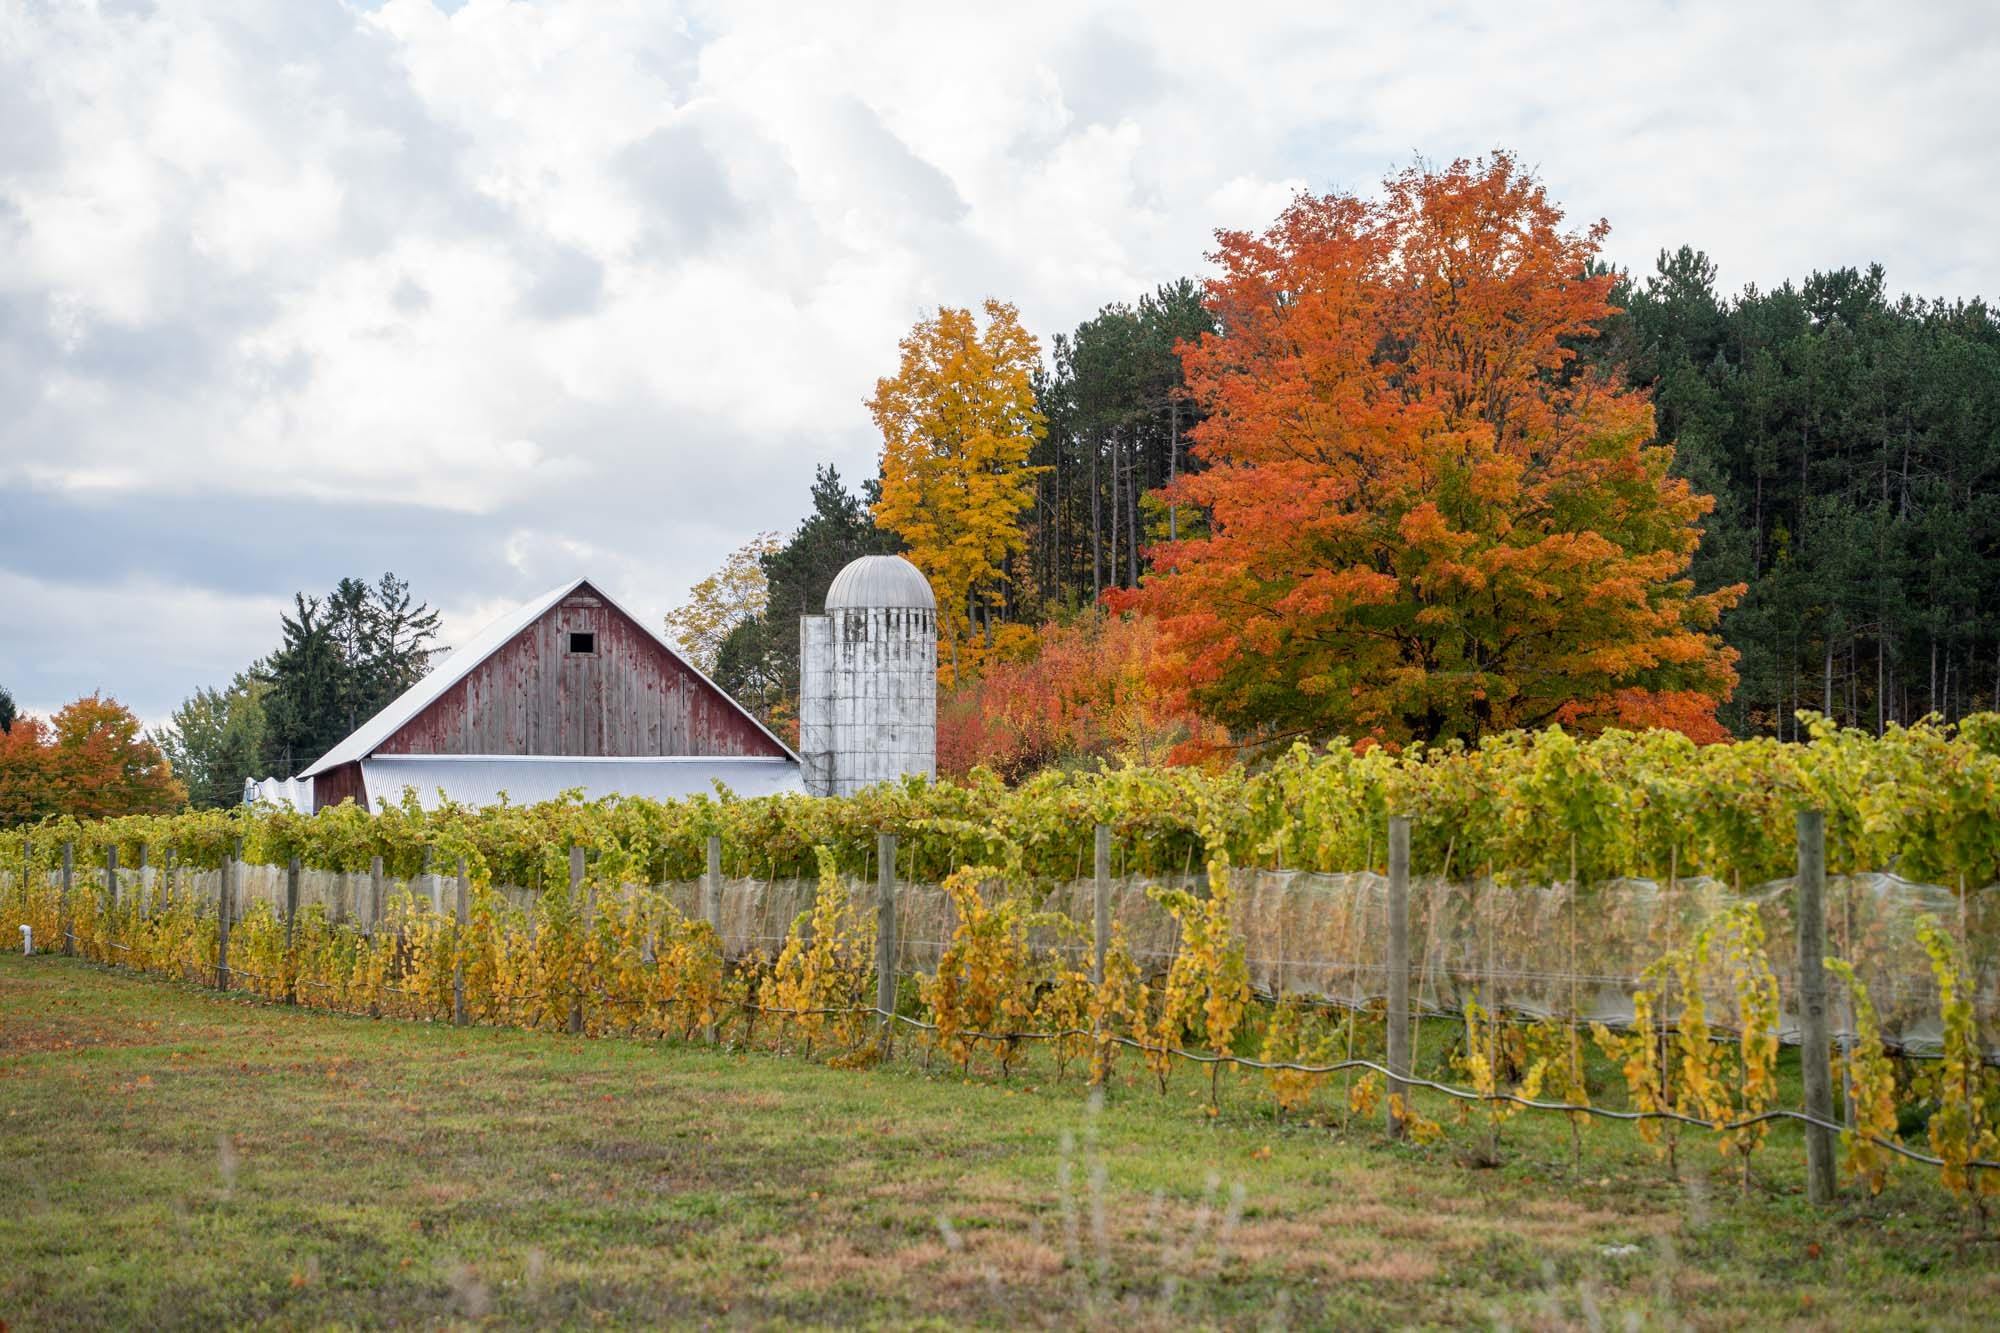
[868,299,1046,681]
[665,532,780,674]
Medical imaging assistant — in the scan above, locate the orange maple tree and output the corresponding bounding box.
[1118,153,1743,747]
[937,610,1225,780]
[0,694,187,826]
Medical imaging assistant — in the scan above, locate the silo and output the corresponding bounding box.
[799,554,937,797]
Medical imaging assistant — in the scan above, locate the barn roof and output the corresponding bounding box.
[360,755,804,809]
[299,577,799,778]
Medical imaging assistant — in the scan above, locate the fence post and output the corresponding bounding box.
[217,840,238,992]
[705,835,724,939]
[876,832,898,1051]
[1385,815,1411,1139]
[281,856,300,1003]
[61,841,73,957]
[19,837,28,921]
[1796,809,1836,1205]
[105,844,118,958]
[568,845,587,1036]
[453,857,469,1027]
[1093,824,1111,986]
[705,835,723,1044]
[137,843,149,920]
[369,855,384,937]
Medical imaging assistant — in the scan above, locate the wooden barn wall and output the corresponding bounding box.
[313,761,368,813]
[374,586,785,760]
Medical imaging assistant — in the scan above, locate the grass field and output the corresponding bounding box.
[3,954,1997,1329]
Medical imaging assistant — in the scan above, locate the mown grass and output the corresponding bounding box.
[2,953,1997,1330]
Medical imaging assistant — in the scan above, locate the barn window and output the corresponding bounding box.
[568,631,596,654]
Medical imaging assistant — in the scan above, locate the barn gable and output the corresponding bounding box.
[298,578,797,811]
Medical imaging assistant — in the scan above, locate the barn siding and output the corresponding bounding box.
[313,761,368,813]
[372,585,784,761]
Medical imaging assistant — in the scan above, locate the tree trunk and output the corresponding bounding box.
[1108,428,1122,591]
[1090,431,1102,600]
[1128,430,1142,587]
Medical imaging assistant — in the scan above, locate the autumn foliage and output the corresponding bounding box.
[1120,154,1743,748]
[869,300,1046,682]
[0,693,187,826]
[937,611,1224,779]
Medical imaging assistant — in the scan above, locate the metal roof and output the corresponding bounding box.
[823,554,936,611]
[359,755,804,809]
[300,577,800,777]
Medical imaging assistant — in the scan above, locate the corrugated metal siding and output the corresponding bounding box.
[361,756,803,809]
[374,585,785,760]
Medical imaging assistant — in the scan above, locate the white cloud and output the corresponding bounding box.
[1,0,1996,720]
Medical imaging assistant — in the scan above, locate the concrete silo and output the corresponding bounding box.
[799,554,937,796]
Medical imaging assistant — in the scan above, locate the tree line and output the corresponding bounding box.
[683,156,1999,757]
[1586,250,2000,738]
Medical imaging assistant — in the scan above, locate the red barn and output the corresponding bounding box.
[293,578,800,812]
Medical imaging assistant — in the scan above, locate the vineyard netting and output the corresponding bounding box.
[5,860,1994,1060]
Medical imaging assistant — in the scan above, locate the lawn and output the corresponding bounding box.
[2,953,1996,1329]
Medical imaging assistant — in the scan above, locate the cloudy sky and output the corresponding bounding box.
[4,0,1996,728]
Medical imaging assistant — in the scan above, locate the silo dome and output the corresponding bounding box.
[824,554,936,611]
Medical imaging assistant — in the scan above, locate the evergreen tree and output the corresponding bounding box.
[1031,278,1214,609]
[711,466,899,728]
[1587,250,2000,735]
[254,573,442,774]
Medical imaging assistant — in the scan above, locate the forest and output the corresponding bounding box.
[697,157,2000,770]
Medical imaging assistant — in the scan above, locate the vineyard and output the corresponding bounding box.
[5,716,2000,1211]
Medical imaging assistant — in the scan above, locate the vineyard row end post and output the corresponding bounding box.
[1385,815,1412,1139]
[567,845,586,1035]
[137,843,149,920]
[60,841,73,957]
[876,832,898,1052]
[1093,823,1111,986]
[704,835,722,1045]
[106,844,118,955]
[217,839,240,992]
[368,855,385,937]
[453,858,469,1027]
[1796,809,1837,1205]
[285,856,301,1004]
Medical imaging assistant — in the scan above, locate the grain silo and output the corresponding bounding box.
[799,554,937,796]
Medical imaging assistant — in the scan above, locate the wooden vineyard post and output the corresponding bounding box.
[105,844,118,959]
[568,846,587,1035]
[217,840,240,992]
[1796,809,1836,1205]
[1093,824,1111,986]
[368,855,385,937]
[453,858,470,1027]
[876,832,898,1052]
[285,856,301,1003]
[138,844,151,920]
[1385,815,1412,1139]
[60,841,73,957]
[705,835,723,1044]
